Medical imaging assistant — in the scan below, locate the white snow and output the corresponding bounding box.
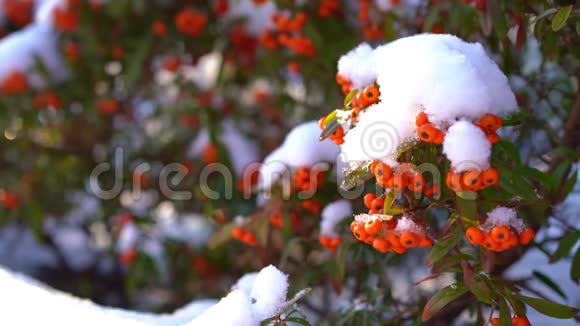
[249,265,289,321]
[337,43,377,90]
[393,216,425,237]
[320,200,353,237]
[442,120,491,172]
[258,121,340,190]
[117,222,140,253]
[339,34,516,167]
[0,264,294,326]
[483,206,526,233]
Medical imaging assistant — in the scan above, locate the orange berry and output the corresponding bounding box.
[374,162,393,180]
[462,170,482,190]
[419,236,433,247]
[242,232,257,246]
[507,233,519,248]
[351,106,362,122]
[392,174,407,191]
[386,232,401,247]
[519,228,535,245]
[465,227,485,245]
[385,218,397,230]
[232,226,244,240]
[363,193,377,209]
[319,235,331,247]
[407,174,425,193]
[350,221,359,233]
[491,225,511,243]
[329,238,342,248]
[424,183,441,198]
[432,130,445,144]
[491,317,499,326]
[486,132,500,144]
[512,316,530,326]
[364,218,382,236]
[481,168,499,187]
[479,114,502,132]
[175,9,207,37]
[391,245,407,254]
[482,235,499,251]
[353,225,369,242]
[415,112,429,127]
[449,172,463,192]
[361,85,380,106]
[372,238,391,253]
[418,123,438,142]
[400,231,420,248]
[371,197,385,213]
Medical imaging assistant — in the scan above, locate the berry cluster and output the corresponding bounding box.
[269,210,300,229]
[350,85,380,122]
[350,215,432,254]
[318,0,341,17]
[293,166,325,192]
[370,162,441,197]
[318,116,345,145]
[465,207,535,252]
[232,226,257,246]
[259,12,314,57]
[175,9,208,38]
[445,167,499,192]
[318,235,342,253]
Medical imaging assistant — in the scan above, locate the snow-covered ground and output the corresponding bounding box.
[0,264,292,326]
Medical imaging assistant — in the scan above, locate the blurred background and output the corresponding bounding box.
[0,0,578,324]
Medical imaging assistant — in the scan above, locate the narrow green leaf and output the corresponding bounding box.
[552,5,573,31]
[516,295,578,319]
[470,280,493,305]
[551,231,580,262]
[498,296,511,326]
[426,225,462,266]
[343,89,359,107]
[284,317,311,325]
[421,283,468,321]
[319,119,339,140]
[125,34,152,92]
[323,110,338,126]
[532,271,567,300]
[571,247,580,281]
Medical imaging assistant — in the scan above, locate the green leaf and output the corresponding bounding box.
[562,170,578,198]
[551,231,580,262]
[516,295,578,319]
[470,280,493,305]
[552,5,573,31]
[421,283,468,321]
[532,271,567,300]
[571,246,580,281]
[319,119,339,140]
[383,14,397,41]
[284,317,311,325]
[457,196,478,225]
[498,296,511,326]
[426,225,462,266]
[343,89,359,107]
[125,34,152,92]
[497,166,538,200]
